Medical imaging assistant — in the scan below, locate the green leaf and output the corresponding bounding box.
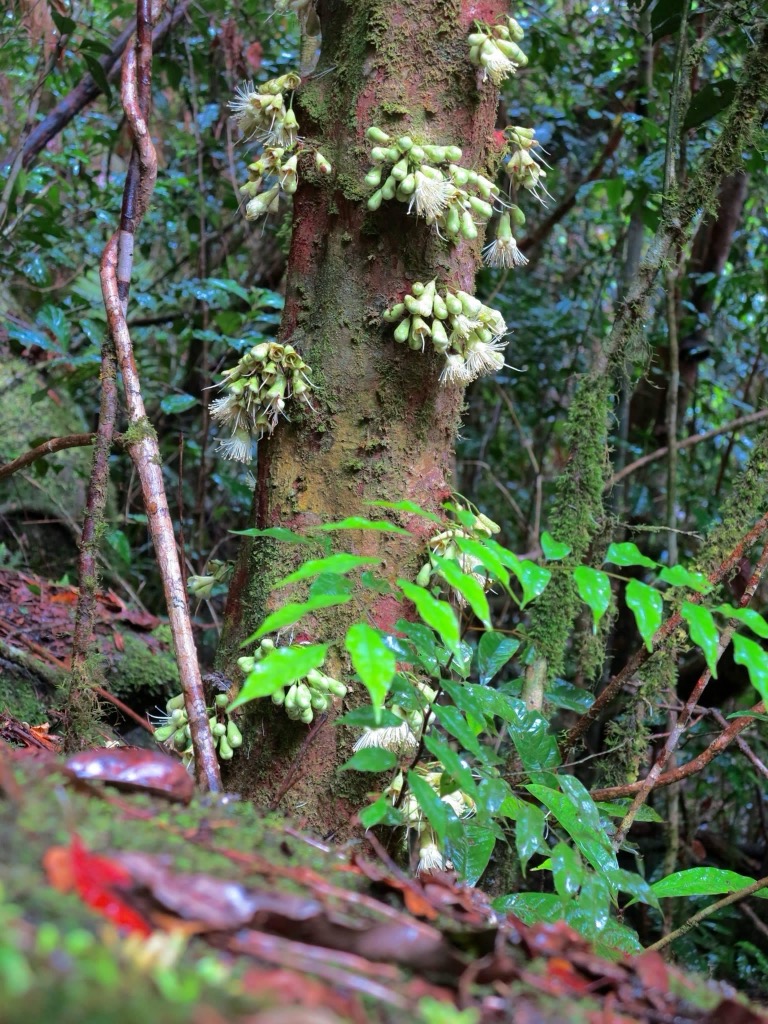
[509,560,551,606]
[204,277,251,302]
[447,824,496,886]
[278,554,379,587]
[230,527,315,545]
[105,529,130,566]
[732,634,768,705]
[367,499,442,523]
[604,542,658,570]
[432,554,491,627]
[515,802,546,872]
[317,517,410,534]
[424,734,478,798]
[477,632,520,685]
[408,771,448,843]
[309,572,355,598]
[345,623,396,712]
[160,392,198,415]
[625,579,663,651]
[83,53,113,103]
[454,536,510,587]
[558,775,604,834]
[540,532,571,560]
[504,702,561,776]
[716,605,768,640]
[651,868,768,900]
[339,747,398,772]
[681,602,719,677]
[683,79,737,131]
[398,579,460,656]
[51,11,77,34]
[596,801,663,823]
[659,565,711,593]
[603,867,660,909]
[246,594,350,641]
[527,784,618,874]
[492,892,561,924]
[651,0,687,40]
[550,842,583,898]
[573,566,612,627]
[336,706,403,728]
[359,797,403,829]
[545,678,594,713]
[231,644,329,708]
[433,704,486,761]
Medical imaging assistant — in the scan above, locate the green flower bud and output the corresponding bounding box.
[326,678,347,698]
[153,723,177,743]
[295,682,312,709]
[408,145,426,163]
[166,693,185,713]
[171,708,186,724]
[445,293,463,316]
[174,728,189,751]
[393,317,411,343]
[467,31,489,46]
[367,188,383,211]
[422,144,446,163]
[444,204,461,236]
[369,146,390,163]
[272,688,286,705]
[467,195,493,220]
[381,174,397,200]
[310,692,328,711]
[415,562,432,587]
[365,167,383,188]
[495,38,527,64]
[509,204,526,227]
[411,281,425,296]
[432,292,448,319]
[506,16,525,40]
[215,693,230,707]
[300,707,314,724]
[226,720,243,748]
[213,722,227,738]
[238,656,256,674]
[382,302,406,322]
[315,150,332,174]
[306,668,330,690]
[391,158,409,181]
[457,290,483,316]
[444,145,463,162]
[398,173,416,195]
[218,735,234,760]
[396,135,414,151]
[460,210,478,239]
[366,126,391,144]
[430,318,450,353]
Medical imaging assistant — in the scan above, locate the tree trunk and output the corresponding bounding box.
[216,0,507,837]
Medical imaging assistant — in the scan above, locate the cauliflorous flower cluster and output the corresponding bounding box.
[385,767,476,875]
[364,127,500,241]
[209,341,314,462]
[382,280,509,385]
[467,15,528,86]
[353,682,437,754]
[503,125,551,206]
[230,72,332,221]
[187,559,232,600]
[152,692,242,770]
[416,503,501,603]
[238,639,347,725]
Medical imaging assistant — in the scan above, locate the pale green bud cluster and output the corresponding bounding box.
[468,16,528,86]
[503,125,550,205]
[230,73,332,222]
[153,692,243,769]
[210,341,314,463]
[364,127,499,241]
[353,682,437,754]
[417,503,501,601]
[382,280,508,386]
[237,639,347,725]
[187,559,232,600]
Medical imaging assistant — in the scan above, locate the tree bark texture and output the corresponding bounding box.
[218,0,508,835]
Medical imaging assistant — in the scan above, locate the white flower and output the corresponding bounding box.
[463,337,507,379]
[439,353,472,386]
[409,171,455,221]
[479,41,518,86]
[451,314,481,339]
[483,235,528,268]
[353,722,418,754]
[417,841,444,875]
[229,82,264,136]
[215,427,255,463]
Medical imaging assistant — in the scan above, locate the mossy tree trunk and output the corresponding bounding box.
[217,0,507,837]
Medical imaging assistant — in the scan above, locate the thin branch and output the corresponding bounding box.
[98,23,220,792]
[647,872,768,953]
[606,408,768,489]
[591,698,766,801]
[0,433,96,481]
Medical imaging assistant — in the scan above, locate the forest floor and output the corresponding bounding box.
[1,734,767,1024]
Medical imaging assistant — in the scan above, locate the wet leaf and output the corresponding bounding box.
[625,579,663,651]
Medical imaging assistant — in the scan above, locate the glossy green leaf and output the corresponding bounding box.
[573,566,612,627]
[604,542,658,569]
[509,560,551,606]
[339,747,398,772]
[367,499,442,523]
[278,553,379,586]
[540,532,571,560]
[433,704,486,760]
[625,579,663,651]
[477,632,520,684]
[596,802,663,823]
[231,644,329,708]
[506,702,561,775]
[454,535,510,587]
[245,594,350,641]
[527,784,618,874]
[359,797,403,829]
[424,734,478,797]
[683,79,737,130]
[558,774,604,834]
[732,634,768,705]
[160,392,198,414]
[550,842,584,898]
[492,892,562,924]
[317,517,410,534]
[659,564,711,593]
[231,526,315,545]
[515,802,546,872]
[591,919,643,956]
[652,867,768,900]
[398,579,460,656]
[393,620,441,676]
[345,623,396,711]
[603,867,659,909]
[336,707,403,729]
[408,771,448,843]
[432,554,491,627]
[681,602,719,677]
[309,572,355,598]
[448,824,496,886]
[716,604,768,640]
[545,678,594,713]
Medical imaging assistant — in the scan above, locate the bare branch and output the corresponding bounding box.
[0,433,96,481]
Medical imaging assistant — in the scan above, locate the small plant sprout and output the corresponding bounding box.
[209,341,314,463]
[467,15,529,86]
[237,639,347,725]
[382,282,510,385]
[153,692,242,771]
[353,682,437,753]
[364,127,499,241]
[483,210,528,268]
[230,71,332,222]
